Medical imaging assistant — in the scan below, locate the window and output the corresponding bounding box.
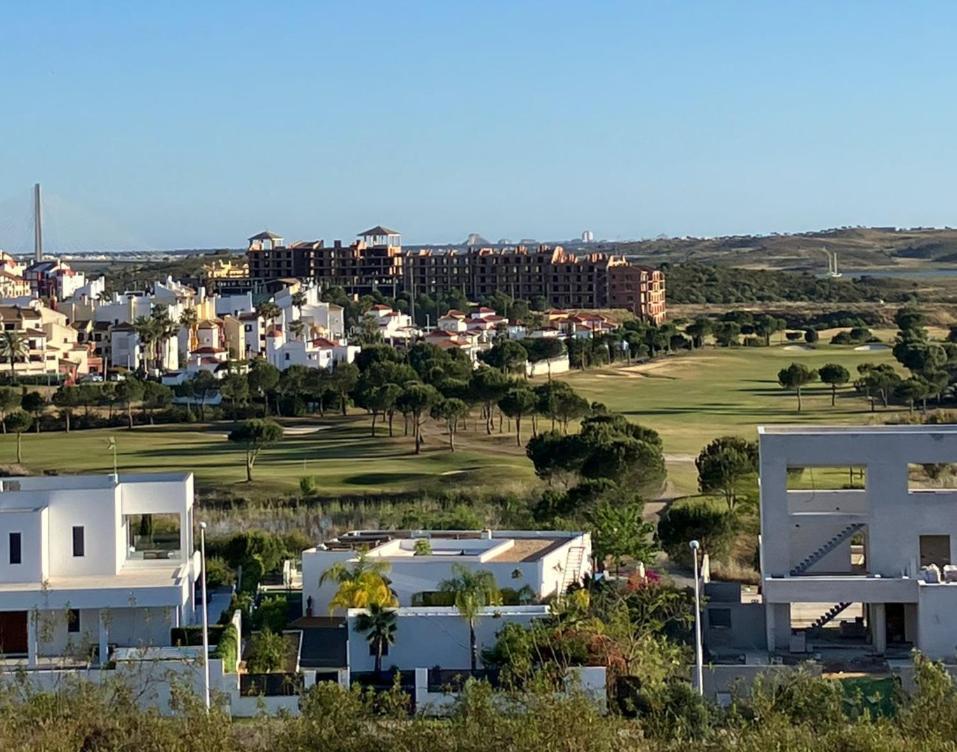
[67,609,80,633]
[8,532,21,565]
[72,526,85,557]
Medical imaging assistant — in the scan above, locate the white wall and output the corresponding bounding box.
[347,607,546,671]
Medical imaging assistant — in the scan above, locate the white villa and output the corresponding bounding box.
[303,529,591,615]
[0,473,199,666]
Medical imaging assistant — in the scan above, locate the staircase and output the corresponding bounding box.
[558,546,586,596]
[805,602,853,634]
[789,523,864,576]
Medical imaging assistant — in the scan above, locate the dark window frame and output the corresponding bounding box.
[9,532,21,565]
[72,526,85,557]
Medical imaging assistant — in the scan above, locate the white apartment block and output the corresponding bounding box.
[0,473,198,666]
[303,529,591,616]
[760,425,957,661]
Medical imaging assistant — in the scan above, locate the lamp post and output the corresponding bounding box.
[199,521,210,712]
[690,539,704,695]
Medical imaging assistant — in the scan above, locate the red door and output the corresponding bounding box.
[0,612,28,654]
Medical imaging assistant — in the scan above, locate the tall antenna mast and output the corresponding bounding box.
[33,183,43,262]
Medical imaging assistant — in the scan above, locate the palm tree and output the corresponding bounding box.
[0,331,28,384]
[291,291,308,312]
[179,308,199,351]
[438,564,502,671]
[320,555,398,613]
[354,603,397,674]
[290,320,305,341]
[151,307,178,371]
[133,316,158,373]
[257,302,281,329]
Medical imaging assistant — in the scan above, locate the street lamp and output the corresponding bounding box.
[690,539,704,695]
[199,521,210,712]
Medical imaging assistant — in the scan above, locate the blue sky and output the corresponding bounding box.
[0,2,955,250]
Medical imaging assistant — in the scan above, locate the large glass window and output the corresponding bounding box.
[125,514,182,560]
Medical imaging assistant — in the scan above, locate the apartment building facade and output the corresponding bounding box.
[0,473,198,665]
[247,229,666,322]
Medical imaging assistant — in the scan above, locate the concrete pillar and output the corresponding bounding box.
[98,610,109,667]
[26,611,38,667]
[871,603,887,655]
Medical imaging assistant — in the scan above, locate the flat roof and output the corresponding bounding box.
[0,472,191,493]
[759,425,957,435]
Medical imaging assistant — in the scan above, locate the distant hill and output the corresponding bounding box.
[602,227,957,272]
[463,233,490,246]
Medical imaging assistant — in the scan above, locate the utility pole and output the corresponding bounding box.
[33,183,43,262]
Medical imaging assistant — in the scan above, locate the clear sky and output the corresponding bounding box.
[0,1,955,250]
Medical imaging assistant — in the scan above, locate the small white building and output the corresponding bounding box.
[759,425,957,661]
[0,473,199,665]
[303,529,591,617]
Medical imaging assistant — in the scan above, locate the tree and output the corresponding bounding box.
[0,387,19,433]
[588,497,657,576]
[469,367,510,434]
[114,377,144,430]
[219,373,249,417]
[855,363,900,410]
[257,301,281,328]
[431,397,468,451]
[0,331,27,384]
[142,381,173,424]
[685,318,713,349]
[247,359,280,414]
[895,377,932,413]
[480,341,528,376]
[6,411,31,463]
[179,308,198,351]
[695,436,758,511]
[20,392,46,434]
[331,362,359,416]
[354,603,398,674]
[228,419,283,482]
[754,315,785,346]
[777,362,818,412]
[818,363,850,407]
[499,387,537,446]
[321,555,398,612]
[438,564,502,671]
[396,383,440,454]
[52,386,81,432]
[804,328,819,345]
[658,502,736,567]
[246,629,286,673]
[712,321,741,348]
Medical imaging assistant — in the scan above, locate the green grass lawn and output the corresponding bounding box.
[1,419,536,498]
[0,342,906,500]
[558,342,904,495]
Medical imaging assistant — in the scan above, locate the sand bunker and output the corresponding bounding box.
[854,344,889,351]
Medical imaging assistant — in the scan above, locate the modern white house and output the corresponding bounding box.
[0,473,199,666]
[759,425,957,661]
[302,529,591,616]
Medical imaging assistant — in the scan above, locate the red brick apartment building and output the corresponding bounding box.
[248,228,665,323]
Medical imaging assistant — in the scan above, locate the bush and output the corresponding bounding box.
[658,503,736,567]
[253,595,289,633]
[204,556,234,588]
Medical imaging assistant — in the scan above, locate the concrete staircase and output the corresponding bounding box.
[789,523,864,576]
[806,601,853,633]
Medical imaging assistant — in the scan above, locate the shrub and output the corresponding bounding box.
[253,595,289,633]
[204,556,234,588]
[214,622,239,672]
